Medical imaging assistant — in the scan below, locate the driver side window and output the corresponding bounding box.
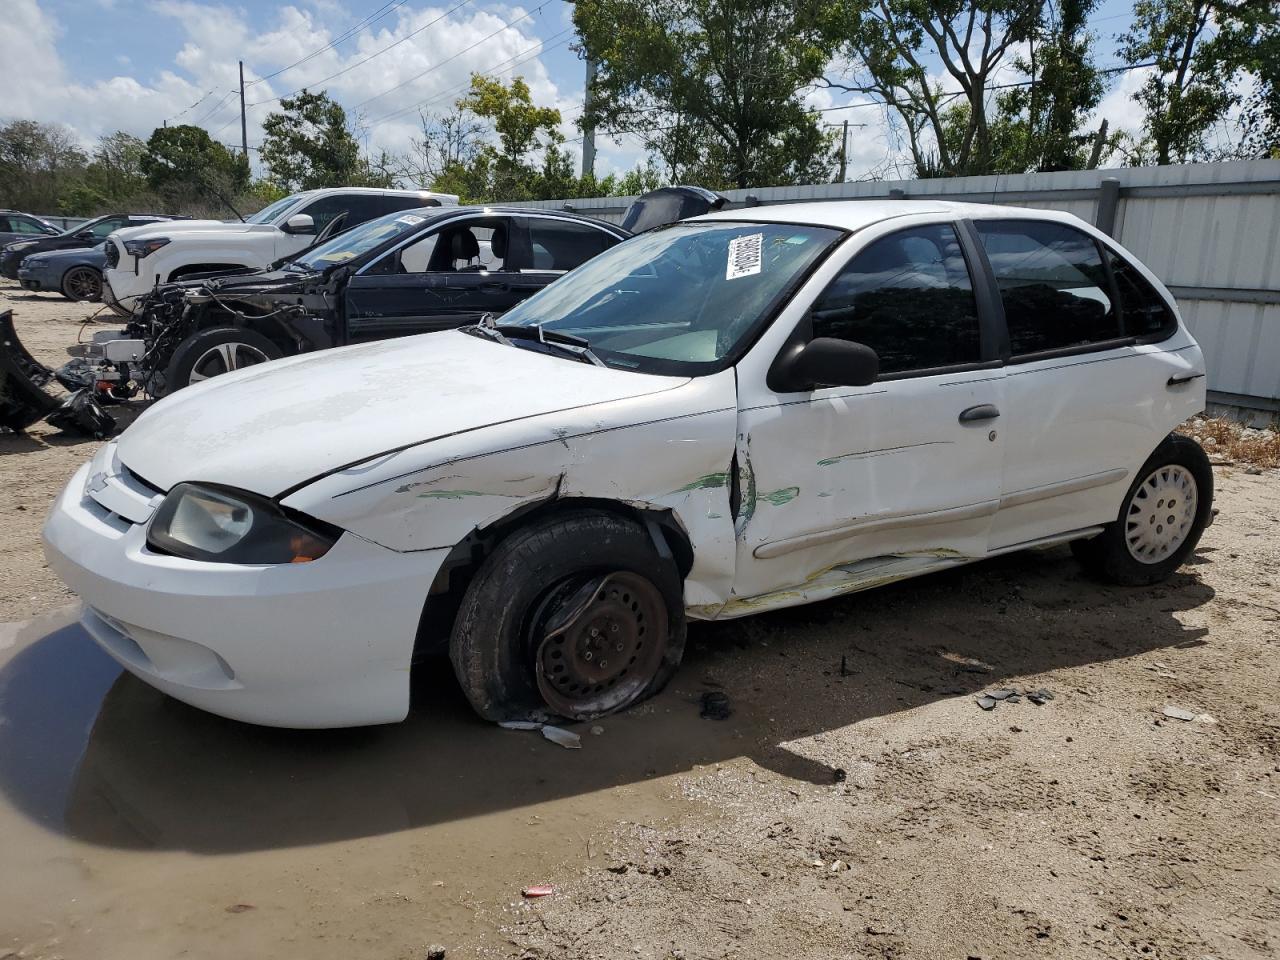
[810,223,981,376]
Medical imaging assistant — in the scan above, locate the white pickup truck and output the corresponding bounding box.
[102,187,458,316]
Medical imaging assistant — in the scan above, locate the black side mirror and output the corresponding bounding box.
[774,337,879,391]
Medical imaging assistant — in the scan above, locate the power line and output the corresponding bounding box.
[248,0,477,107]
[353,2,552,111]
[192,90,239,126]
[814,60,1158,114]
[246,0,414,86]
[368,28,574,125]
[165,87,222,125]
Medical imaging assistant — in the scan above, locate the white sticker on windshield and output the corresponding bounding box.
[396,214,425,225]
[726,232,763,280]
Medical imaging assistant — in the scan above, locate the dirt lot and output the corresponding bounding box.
[1,280,1278,960]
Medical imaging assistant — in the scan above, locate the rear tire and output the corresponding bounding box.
[164,325,283,392]
[1071,434,1213,586]
[449,510,686,723]
[61,266,103,302]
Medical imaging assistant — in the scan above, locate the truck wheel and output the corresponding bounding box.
[450,509,687,723]
[61,266,103,302]
[165,326,283,392]
[1070,434,1214,586]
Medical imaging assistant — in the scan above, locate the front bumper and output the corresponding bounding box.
[17,265,53,292]
[103,267,147,312]
[0,250,28,279]
[42,450,449,728]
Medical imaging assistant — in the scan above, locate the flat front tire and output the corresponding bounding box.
[449,510,687,722]
[1071,434,1214,585]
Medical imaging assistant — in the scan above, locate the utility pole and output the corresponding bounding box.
[581,55,597,179]
[239,60,249,159]
[1087,119,1109,170]
[837,120,849,182]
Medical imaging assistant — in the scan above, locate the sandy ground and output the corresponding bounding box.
[1,279,1278,960]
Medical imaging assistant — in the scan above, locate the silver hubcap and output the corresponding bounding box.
[188,342,270,383]
[1125,464,1198,564]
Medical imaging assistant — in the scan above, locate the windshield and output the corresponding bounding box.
[58,215,103,238]
[495,221,842,375]
[290,209,434,270]
[246,194,306,225]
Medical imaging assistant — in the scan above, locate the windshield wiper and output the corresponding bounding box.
[471,317,605,367]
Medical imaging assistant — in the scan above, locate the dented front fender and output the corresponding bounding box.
[283,371,741,611]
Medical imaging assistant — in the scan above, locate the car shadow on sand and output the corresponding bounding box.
[0,544,1214,854]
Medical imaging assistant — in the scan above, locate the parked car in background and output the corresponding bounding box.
[101,187,459,317]
[42,199,1213,729]
[18,243,109,301]
[109,205,629,393]
[1,212,181,280]
[0,210,60,247]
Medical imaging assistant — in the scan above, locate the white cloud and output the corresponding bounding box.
[2,0,578,174]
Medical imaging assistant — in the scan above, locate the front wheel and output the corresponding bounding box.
[1071,434,1214,585]
[449,510,686,722]
[164,325,283,392]
[61,266,103,302]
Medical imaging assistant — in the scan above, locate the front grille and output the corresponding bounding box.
[104,241,119,269]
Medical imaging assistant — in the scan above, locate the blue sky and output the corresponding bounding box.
[6,0,1151,185]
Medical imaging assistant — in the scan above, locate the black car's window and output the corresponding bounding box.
[525,218,617,272]
[976,220,1119,356]
[87,218,124,240]
[11,216,52,235]
[292,209,431,270]
[809,224,981,376]
[1105,247,1176,338]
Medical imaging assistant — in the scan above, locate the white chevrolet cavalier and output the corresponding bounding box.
[44,200,1213,728]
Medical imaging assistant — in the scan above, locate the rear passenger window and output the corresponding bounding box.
[809,224,981,376]
[976,220,1119,356]
[1105,248,1176,338]
[526,219,616,272]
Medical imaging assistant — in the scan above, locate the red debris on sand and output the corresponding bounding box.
[522,885,554,898]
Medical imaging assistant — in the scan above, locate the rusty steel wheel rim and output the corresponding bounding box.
[533,571,668,718]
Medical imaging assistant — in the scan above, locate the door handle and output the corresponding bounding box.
[958,403,1001,423]
[1167,372,1205,386]
[478,281,510,292]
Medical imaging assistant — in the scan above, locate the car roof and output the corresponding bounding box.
[409,204,627,230]
[693,199,1086,231]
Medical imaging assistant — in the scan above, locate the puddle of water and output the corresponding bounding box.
[0,609,752,959]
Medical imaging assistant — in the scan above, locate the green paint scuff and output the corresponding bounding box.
[757,486,800,506]
[673,472,730,493]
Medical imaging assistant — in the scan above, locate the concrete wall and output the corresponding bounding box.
[511,160,1280,420]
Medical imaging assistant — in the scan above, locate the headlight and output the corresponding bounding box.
[8,240,38,251]
[147,483,339,564]
[124,237,171,259]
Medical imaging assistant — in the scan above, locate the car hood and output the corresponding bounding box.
[110,219,257,242]
[24,246,107,268]
[116,330,688,497]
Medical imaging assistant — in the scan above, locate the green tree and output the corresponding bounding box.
[993,0,1107,171]
[260,89,383,190]
[822,0,1042,178]
[0,120,88,212]
[1117,0,1255,164]
[573,0,836,189]
[85,131,148,200]
[141,124,249,210]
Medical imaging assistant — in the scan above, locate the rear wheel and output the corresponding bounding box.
[61,266,103,302]
[1071,434,1213,585]
[449,510,686,722]
[164,325,283,392]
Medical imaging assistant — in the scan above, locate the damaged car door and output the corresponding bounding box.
[731,219,1007,607]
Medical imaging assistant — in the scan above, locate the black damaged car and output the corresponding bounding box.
[59,187,725,397]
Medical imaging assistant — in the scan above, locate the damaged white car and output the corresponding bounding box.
[43,200,1213,728]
